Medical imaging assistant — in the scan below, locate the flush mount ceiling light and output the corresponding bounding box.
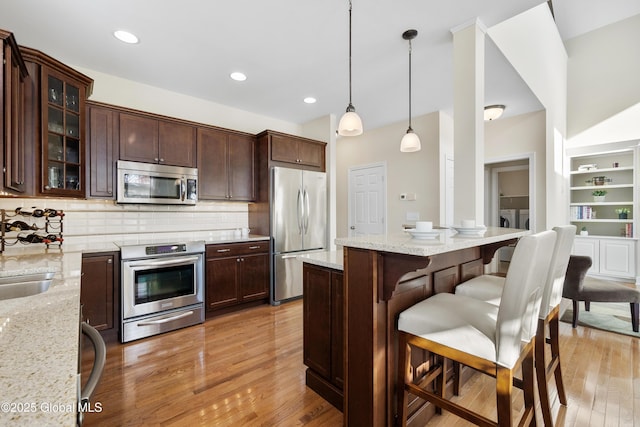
[484,104,505,121]
[113,30,139,44]
[400,29,421,153]
[230,72,247,82]
[303,97,317,104]
[338,0,363,136]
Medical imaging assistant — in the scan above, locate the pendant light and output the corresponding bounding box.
[338,0,363,136]
[400,29,421,152]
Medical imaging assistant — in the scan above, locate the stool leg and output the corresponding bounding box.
[396,332,410,427]
[630,303,639,333]
[496,365,515,427]
[572,300,580,328]
[549,312,567,406]
[585,301,591,311]
[535,319,553,427]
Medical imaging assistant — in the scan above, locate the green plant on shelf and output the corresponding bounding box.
[615,208,631,214]
[592,190,607,196]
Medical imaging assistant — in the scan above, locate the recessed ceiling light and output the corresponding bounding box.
[230,72,247,82]
[303,97,317,104]
[113,30,139,44]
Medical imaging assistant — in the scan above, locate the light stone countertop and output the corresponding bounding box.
[298,250,343,271]
[335,226,529,256]
[0,250,83,426]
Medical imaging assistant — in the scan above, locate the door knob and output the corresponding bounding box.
[350,226,355,230]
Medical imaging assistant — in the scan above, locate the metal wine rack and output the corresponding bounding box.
[0,208,64,253]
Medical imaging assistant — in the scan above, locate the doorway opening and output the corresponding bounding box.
[485,154,535,272]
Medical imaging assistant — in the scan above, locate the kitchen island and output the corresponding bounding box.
[334,226,528,427]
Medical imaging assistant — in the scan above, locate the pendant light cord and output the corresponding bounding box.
[348,0,354,110]
[408,38,413,131]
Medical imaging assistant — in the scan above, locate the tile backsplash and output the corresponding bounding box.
[0,198,249,247]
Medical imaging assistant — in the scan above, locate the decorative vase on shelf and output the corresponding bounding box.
[593,196,605,202]
[618,213,628,219]
[580,229,588,236]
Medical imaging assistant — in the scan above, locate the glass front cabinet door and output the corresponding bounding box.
[41,67,87,196]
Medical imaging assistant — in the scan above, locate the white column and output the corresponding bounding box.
[451,19,486,225]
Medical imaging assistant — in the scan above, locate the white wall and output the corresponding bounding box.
[336,112,443,237]
[565,13,640,146]
[73,66,301,136]
[485,110,546,232]
[488,3,567,230]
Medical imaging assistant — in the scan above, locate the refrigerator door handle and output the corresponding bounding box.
[303,189,310,234]
[296,189,303,234]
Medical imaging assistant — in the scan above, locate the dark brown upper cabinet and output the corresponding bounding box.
[197,128,255,201]
[87,102,118,199]
[19,47,93,198]
[269,132,325,170]
[1,29,29,194]
[119,112,196,168]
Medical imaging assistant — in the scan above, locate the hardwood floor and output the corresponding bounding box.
[82,300,639,426]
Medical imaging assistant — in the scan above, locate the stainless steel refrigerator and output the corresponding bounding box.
[271,166,327,304]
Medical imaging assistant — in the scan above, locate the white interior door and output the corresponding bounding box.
[348,163,386,237]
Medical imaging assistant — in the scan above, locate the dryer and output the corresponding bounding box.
[499,209,517,262]
[519,209,530,230]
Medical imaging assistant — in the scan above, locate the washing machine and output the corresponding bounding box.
[519,209,530,230]
[499,209,517,229]
[499,209,517,261]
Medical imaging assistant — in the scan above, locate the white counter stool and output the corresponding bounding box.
[454,225,575,426]
[396,230,556,427]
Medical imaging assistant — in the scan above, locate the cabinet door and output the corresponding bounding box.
[119,113,158,163]
[88,105,116,198]
[270,134,299,164]
[240,253,268,301]
[600,239,636,277]
[572,238,599,274]
[81,254,115,331]
[228,133,255,201]
[206,257,239,310]
[331,271,344,388]
[303,264,332,379]
[3,39,28,193]
[197,128,229,199]
[40,67,86,197]
[158,121,196,167]
[298,140,325,169]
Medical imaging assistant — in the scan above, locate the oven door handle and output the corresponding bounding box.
[125,256,201,268]
[136,311,194,326]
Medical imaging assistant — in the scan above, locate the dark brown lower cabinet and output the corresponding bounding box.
[302,263,344,410]
[205,242,269,316]
[81,252,119,341]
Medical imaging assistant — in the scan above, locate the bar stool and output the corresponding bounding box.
[396,230,556,427]
[454,225,575,426]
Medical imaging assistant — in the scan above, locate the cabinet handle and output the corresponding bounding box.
[217,249,231,253]
[154,158,159,162]
[249,246,261,250]
[160,158,164,162]
[237,258,241,262]
[107,259,112,264]
[108,191,113,195]
[44,185,51,190]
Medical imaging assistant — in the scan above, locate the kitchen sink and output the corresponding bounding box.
[0,272,55,300]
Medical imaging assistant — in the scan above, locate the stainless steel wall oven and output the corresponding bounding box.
[120,241,204,342]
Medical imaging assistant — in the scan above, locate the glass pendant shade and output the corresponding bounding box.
[338,106,363,136]
[400,129,421,152]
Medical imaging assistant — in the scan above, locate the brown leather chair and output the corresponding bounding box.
[562,255,640,332]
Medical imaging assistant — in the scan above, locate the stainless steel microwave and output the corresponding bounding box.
[116,160,197,205]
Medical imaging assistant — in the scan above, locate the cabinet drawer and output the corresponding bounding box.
[206,241,269,258]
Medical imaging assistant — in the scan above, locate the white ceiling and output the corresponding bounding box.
[1,0,639,132]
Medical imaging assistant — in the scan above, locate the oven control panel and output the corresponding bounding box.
[145,244,187,256]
